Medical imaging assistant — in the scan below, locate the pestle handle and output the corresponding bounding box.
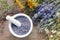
[6,15,21,27]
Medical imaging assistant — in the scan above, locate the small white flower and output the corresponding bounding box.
[50,35,53,38]
[51,30,57,33]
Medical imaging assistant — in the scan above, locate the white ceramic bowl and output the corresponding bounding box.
[9,13,33,38]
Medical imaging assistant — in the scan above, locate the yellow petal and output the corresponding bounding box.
[15,0,25,9]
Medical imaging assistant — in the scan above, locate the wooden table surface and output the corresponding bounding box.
[0,21,47,40]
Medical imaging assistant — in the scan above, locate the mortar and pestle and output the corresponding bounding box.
[6,13,33,38]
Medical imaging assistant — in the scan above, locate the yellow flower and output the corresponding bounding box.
[28,1,33,9]
[15,0,25,9]
[27,0,39,9]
